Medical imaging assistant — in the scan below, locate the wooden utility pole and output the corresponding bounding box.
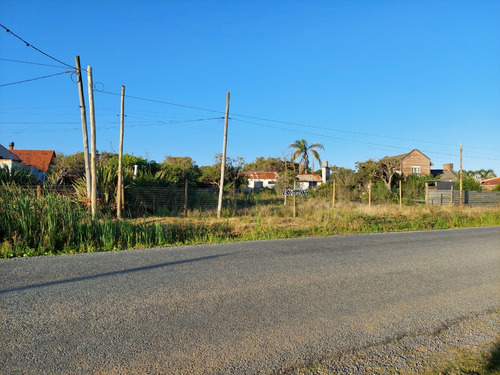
[75,56,91,198]
[332,180,336,208]
[284,159,288,206]
[399,180,402,207]
[217,92,230,219]
[425,182,429,205]
[293,180,297,218]
[184,179,188,217]
[459,142,463,207]
[87,66,97,218]
[117,85,125,219]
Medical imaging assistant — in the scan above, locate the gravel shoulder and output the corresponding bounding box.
[285,310,500,374]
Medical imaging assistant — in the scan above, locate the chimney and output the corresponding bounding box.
[322,161,329,184]
[8,142,14,151]
[443,163,453,172]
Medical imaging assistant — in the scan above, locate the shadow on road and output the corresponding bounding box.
[0,254,227,295]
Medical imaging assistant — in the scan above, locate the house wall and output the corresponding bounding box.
[402,151,431,176]
[0,159,22,171]
[247,178,276,189]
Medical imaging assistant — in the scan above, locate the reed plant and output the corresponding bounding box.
[1,184,499,258]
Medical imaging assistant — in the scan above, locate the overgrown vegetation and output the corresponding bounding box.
[1,184,499,258]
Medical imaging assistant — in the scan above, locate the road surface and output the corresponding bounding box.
[1,227,499,374]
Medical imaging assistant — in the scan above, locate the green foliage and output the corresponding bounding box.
[355,159,378,183]
[198,154,245,189]
[403,174,434,201]
[0,165,39,186]
[289,139,324,174]
[244,157,283,172]
[456,177,482,191]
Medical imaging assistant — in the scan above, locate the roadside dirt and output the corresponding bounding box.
[284,311,500,374]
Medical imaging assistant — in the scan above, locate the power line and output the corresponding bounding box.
[0,58,71,69]
[232,118,500,162]
[98,90,225,115]
[0,71,72,88]
[0,24,75,69]
[96,89,498,153]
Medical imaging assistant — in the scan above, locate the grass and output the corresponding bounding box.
[1,185,500,258]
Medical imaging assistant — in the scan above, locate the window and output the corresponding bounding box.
[268,180,275,185]
[411,166,420,174]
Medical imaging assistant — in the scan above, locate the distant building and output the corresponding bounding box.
[431,163,458,190]
[296,173,323,189]
[243,172,278,190]
[0,143,22,171]
[388,149,432,176]
[3,142,56,181]
[482,176,500,191]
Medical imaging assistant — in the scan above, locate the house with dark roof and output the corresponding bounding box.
[4,142,56,181]
[0,143,23,173]
[388,149,432,176]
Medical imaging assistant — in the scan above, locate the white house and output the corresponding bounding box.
[244,172,278,190]
[296,173,323,189]
[0,144,22,171]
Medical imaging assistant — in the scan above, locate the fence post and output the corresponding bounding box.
[368,180,372,208]
[36,185,41,199]
[425,182,429,206]
[450,185,454,206]
[293,180,296,218]
[184,179,188,217]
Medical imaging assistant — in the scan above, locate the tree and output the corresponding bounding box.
[455,177,482,191]
[477,169,496,180]
[158,156,200,186]
[244,157,283,172]
[355,159,378,185]
[289,139,324,174]
[198,154,244,189]
[377,157,401,190]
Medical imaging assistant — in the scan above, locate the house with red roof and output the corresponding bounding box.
[482,176,500,191]
[243,172,278,190]
[4,142,56,181]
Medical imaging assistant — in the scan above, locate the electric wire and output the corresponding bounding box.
[0,58,71,69]
[0,71,72,87]
[0,24,75,69]
[232,118,500,162]
[96,89,499,152]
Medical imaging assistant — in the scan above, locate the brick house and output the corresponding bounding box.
[389,149,432,176]
[6,142,56,181]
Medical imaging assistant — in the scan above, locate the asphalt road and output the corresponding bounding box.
[1,227,499,374]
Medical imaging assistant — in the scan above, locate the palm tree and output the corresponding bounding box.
[289,139,324,174]
[478,169,496,180]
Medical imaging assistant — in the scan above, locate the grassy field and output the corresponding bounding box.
[1,185,499,258]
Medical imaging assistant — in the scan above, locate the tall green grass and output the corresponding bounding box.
[1,185,499,258]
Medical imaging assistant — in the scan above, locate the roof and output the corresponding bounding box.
[296,173,322,182]
[243,172,278,180]
[0,144,21,162]
[482,176,500,186]
[431,169,458,181]
[10,149,56,172]
[388,148,431,161]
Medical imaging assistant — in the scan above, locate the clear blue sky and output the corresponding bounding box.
[1,0,499,173]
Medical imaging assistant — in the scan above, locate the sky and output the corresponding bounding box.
[1,0,499,173]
